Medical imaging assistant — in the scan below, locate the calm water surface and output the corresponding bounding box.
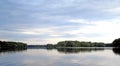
[0,48,120,66]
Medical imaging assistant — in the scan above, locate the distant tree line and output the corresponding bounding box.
[43,41,105,48]
[0,41,27,50]
[28,45,46,48]
[28,38,120,48]
[56,41,105,47]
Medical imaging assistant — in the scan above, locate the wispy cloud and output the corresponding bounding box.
[0,0,120,44]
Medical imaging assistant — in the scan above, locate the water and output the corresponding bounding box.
[0,48,120,66]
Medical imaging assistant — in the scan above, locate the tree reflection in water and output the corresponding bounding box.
[56,48,104,54]
[0,49,27,55]
[112,48,120,55]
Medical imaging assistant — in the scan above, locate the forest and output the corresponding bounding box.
[0,41,27,50]
[44,41,107,49]
[56,41,105,47]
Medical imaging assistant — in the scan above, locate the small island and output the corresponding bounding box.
[56,41,105,47]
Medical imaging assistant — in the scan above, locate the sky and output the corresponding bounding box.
[0,0,120,45]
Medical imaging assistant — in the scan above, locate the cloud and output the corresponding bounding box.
[104,7,120,14]
[67,18,120,42]
[1,18,120,44]
[68,19,94,25]
[1,0,120,44]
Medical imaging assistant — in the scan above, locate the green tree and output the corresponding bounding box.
[56,41,105,47]
[112,38,120,47]
[0,41,27,50]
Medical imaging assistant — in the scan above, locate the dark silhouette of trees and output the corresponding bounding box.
[0,41,27,50]
[112,38,120,47]
[112,48,120,55]
[56,41,105,47]
[46,44,55,49]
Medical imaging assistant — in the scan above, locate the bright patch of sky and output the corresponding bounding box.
[0,0,120,44]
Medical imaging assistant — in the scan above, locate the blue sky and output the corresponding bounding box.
[0,0,120,45]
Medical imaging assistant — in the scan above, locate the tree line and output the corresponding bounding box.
[0,41,27,50]
[45,41,105,48]
[56,41,105,47]
[46,38,120,48]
